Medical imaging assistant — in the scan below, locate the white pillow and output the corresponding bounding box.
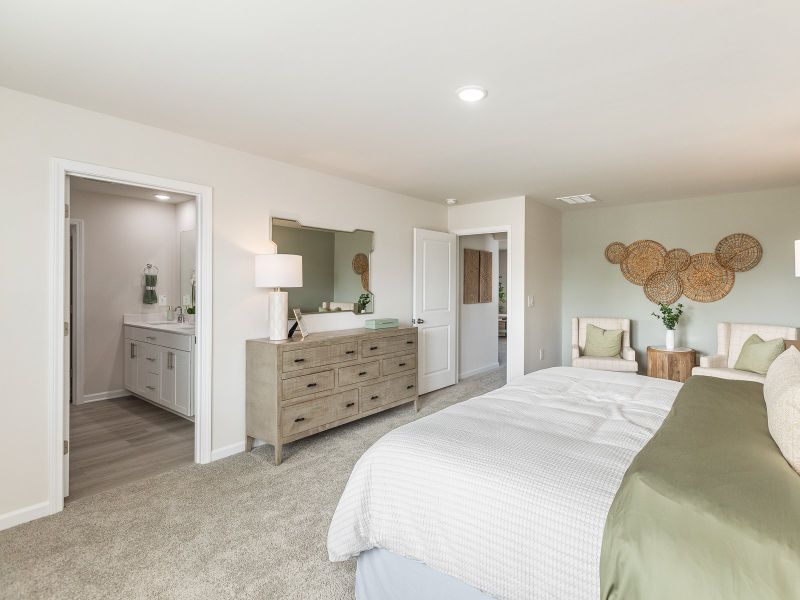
[764,346,800,473]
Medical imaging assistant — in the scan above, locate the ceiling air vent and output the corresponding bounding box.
[557,194,597,205]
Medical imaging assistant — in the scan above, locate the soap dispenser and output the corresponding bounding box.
[166,305,174,321]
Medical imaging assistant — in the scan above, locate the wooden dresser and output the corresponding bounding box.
[246,326,418,464]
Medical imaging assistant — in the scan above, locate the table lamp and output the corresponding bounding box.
[255,254,303,340]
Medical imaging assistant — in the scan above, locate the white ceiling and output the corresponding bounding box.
[2,1,799,208]
[70,177,195,204]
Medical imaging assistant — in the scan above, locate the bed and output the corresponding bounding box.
[327,367,682,600]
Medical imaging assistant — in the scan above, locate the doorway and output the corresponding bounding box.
[47,159,212,516]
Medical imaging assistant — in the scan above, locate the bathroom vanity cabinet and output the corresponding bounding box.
[124,324,194,418]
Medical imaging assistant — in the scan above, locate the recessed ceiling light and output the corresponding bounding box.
[445,198,458,205]
[154,193,171,201]
[456,85,488,103]
[557,194,597,205]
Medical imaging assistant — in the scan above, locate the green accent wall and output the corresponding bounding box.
[562,186,800,366]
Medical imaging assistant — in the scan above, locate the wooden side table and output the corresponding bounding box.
[647,346,696,383]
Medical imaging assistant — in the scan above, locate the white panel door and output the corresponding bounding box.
[413,228,457,394]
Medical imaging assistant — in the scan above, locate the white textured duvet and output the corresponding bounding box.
[327,367,683,600]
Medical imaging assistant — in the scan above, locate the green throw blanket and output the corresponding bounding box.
[600,375,800,599]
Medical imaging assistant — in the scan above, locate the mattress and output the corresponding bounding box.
[328,367,682,600]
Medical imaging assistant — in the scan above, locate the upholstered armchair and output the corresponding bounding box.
[571,317,638,372]
[692,323,798,383]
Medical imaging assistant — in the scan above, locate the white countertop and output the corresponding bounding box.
[124,314,195,336]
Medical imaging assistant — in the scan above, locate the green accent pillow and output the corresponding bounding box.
[734,334,786,375]
[584,323,624,358]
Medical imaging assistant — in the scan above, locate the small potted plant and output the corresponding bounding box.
[355,293,372,314]
[652,303,684,351]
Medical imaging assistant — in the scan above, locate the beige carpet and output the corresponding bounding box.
[1,369,506,600]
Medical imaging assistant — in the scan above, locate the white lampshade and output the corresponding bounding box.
[795,240,800,277]
[254,254,303,288]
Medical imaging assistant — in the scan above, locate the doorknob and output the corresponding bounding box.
[415,318,425,324]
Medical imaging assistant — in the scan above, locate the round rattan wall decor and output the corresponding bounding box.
[664,248,691,273]
[644,270,683,305]
[715,233,762,272]
[605,242,628,265]
[679,253,735,303]
[360,270,370,291]
[620,240,666,286]
[352,253,369,275]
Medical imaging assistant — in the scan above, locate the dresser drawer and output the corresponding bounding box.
[281,389,359,437]
[361,333,417,357]
[126,326,193,351]
[360,373,417,412]
[381,354,416,376]
[139,371,159,401]
[282,370,335,400]
[282,342,359,373]
[140,342,161,375]
[338,361,380,386]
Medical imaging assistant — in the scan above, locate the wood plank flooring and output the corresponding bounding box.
[68,396,194,502]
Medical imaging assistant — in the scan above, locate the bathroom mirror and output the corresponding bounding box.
[179,229,196,307]
[271,218,374,315]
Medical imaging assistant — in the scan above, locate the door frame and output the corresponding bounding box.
[48,158,213,515]
[69,219,85,405]
[451,226,513,384]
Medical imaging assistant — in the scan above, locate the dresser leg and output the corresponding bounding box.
[245,436,254,452]
[414,397,419,412]
[274,443,283,466]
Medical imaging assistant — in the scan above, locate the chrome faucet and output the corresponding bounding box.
[176,306,185,323]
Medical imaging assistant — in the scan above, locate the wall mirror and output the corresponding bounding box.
[271,218,374,315]
[179,229,196,307]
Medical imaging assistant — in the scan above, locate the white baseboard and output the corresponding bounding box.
[210,440,246,462]
[0,500,52,532]
[459,362,501,380]
[80,389,128,404]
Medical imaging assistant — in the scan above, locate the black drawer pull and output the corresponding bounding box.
[398,362,406,367]
[370,395,379,400]
[406,340,413,345]
[307,383,317,388]
[369,346,379,350]
[345,402,355,408]
[294,417,305,422]
[406,384,415,390]
[358,371,367,376]
[294,358,305,363]
[345,350,355,355]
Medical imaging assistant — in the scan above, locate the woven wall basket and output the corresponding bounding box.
[715,233,762,272]
[644,270,683,304]
[352,253,369,275]
[663,248,691,273]
[620,240,666,286]
[679,253,735,303]
[604,242,628,265]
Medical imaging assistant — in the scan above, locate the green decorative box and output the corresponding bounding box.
[365,318,400,330]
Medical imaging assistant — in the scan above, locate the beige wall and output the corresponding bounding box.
[561,187,800,365]
[0,86,447,520]
[524,198,562,372]
[71,190,180,398]
[458,234,500,378]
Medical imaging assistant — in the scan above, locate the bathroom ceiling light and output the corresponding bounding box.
[456,85,488,103]
[445,198,458,205]
[154,193,171,201]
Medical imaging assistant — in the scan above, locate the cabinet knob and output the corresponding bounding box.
[398,362,406,367]
[294,417,305,422]
[370,395,379,400]
[294,358,305,363]
[345,402,355,408]
[307,383,317,388]
[406,340,413,345]
[345,350,355,355]
[358,371,367,376]
[406,384,415,390]
[369,346,378,351]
